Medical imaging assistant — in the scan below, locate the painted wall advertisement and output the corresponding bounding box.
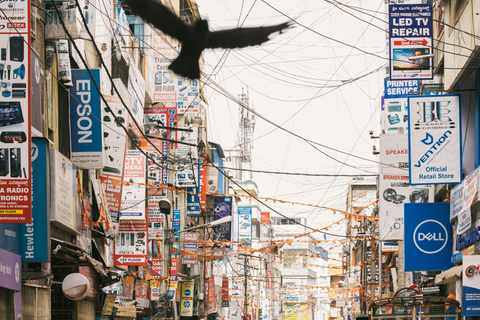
[388,4,433,80]
[180,279,195,317]
[114,219,148,266]
[212,196,232,242]
[404,203,453,271]
[463,255,480,316]
[0,0,32,224]
[408,95,462,185]
[379,134,433,240]
[120,150,146,219]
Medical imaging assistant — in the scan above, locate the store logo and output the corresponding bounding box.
[413,219,448,254]
[465,264,480,277]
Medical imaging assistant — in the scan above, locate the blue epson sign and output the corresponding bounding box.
[70,69,104,168]
[404,202,453,271]
[19,138,50,261]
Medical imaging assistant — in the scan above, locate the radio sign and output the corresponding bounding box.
[70,69,104,169]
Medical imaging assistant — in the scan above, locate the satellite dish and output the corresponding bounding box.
[62,273,90,300]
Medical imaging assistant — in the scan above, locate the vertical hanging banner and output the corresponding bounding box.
[408,95,462,185]
[0,0,32,223]
[102,95,130,230]
[182,232,198,264]
[180,279,195,317]
[70,69,104,169]
[382,79,420,134]
[206,277,217,314]
[238,207,252,246]
[389,4,433,80]
[221,276,229,307]
[463,255,480,316]
[186,187,200,216]
[120,150,146,219]
[212,196,232,242]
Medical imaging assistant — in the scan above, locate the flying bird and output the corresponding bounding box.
[124,0,292,80]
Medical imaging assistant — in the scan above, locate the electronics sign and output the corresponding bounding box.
[389,4,433,80]
[0,0,32,223]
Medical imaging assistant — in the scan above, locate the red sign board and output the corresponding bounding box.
[170,257,178,276]
[261,212,270,224]
[114,220,148,266]
[207,277,217,314]
[151,257,162,275]
[221,276,229,302]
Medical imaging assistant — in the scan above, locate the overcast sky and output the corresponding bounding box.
[195,0,385,237]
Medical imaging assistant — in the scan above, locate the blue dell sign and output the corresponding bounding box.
[404,203,453,271]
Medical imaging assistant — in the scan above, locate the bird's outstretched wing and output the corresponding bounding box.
[204,22,291,49]
[124,0,191,42]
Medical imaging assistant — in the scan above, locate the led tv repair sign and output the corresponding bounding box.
[404,202,453,271]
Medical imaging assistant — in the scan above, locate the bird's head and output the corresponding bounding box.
[194,19,209,34]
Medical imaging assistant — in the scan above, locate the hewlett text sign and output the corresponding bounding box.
[404,203,453,271]
[408,95,462,185]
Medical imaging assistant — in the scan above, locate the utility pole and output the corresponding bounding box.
[244,256,249,320]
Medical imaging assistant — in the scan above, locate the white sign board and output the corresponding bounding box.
[408,95,462,185]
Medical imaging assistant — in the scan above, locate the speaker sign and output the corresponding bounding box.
[0,0,32,223]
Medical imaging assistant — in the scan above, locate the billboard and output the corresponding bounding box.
[180,279,195,317]
[238,207,252,246]
[408,95,462,185]
[150,32,179,102]
[404,203,453,271]
[120,150,146,219]
[182,232,198,264]
[379,134,434,240]
[0,0,32,224]
[70,69,104,169]
[147,197,165,240]
[388,4,433,80]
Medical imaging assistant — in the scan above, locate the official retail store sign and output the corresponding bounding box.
[408,95,462,185]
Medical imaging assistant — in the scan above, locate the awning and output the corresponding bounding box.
[435,265,463,285]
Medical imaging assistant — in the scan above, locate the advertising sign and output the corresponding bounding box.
[0,0,32,225]
[404,202,453,271]
[114,219,148,266]
[151,32,179,102]
[79,266,97,299]
[206,277,217,314]
[199,156,207,210]
[70,69,104,169]
[0,248,21,291]
[50,149,82,234]
[147,197,165,240]
[408,95,462,185]
[379,134,434,240]
[463,255,480,316]
[205,164,219,194]
[450,167,479,228]
[150,257,162,276]
[141,138,167,197]
[261,212,270,224]
[212,196,233,242]
[186,187,200,216]
[221,276,229,306]
[182,232,198,264]
[284,303,308,320]
[238,207,252,246]
[0,224,19,254]
[20,138,50,261]
[384,79,420,99]
[180,279,195,317]
[177,77,200,113]
[102,95,129,223]
[171,257,178,276]
[120,150,146,219]
[388,4,433,80]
